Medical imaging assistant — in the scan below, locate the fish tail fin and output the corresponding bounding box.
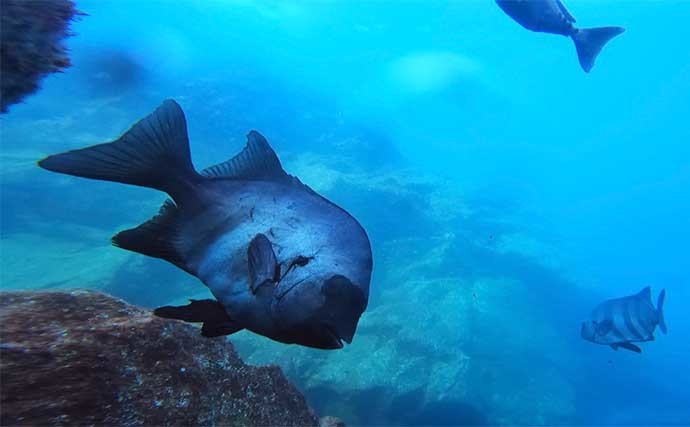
[38,99,201,206]
[657,289,667,334]
[571,26,625,72]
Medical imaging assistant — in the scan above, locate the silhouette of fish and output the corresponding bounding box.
[495,0,624,72]
[581,287,667,353]
[38,100,373,350]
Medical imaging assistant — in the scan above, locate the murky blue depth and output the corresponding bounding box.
[2,1,689,425]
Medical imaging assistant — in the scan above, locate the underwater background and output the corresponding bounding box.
[1,0,689,425]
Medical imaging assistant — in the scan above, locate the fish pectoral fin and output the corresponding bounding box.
[154,299,231,324]
[153,299,242,337]
[201,321,243,338]
[618,342,642,353]
[248,233,279,295]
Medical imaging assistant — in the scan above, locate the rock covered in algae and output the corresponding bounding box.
[0,0,81,113]
[0,290,319,426]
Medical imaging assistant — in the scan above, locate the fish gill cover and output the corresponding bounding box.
[1,0,690,426]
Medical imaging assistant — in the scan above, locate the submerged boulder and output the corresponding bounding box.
[0,290,319,426]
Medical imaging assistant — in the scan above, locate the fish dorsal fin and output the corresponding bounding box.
[202,131,290,182]
[637,286,652,302]
[555,0,576,23]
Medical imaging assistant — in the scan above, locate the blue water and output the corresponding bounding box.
[2,1,689,425]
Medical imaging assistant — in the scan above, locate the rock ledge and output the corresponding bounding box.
[0,290,319,426]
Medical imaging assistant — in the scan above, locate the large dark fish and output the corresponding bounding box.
[38,100,373,350]
[495,0,625,72]
[581,287,667,353]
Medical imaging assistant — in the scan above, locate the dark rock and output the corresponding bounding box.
[0,0,82,113]
[0,290,319,426]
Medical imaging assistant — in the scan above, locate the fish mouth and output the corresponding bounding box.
[323,324,345,349]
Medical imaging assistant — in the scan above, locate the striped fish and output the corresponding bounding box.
[581,287,667,353]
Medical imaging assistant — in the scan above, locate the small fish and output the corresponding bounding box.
[581,287,667,353]
[495,0,625,72]
[39,100,373,350]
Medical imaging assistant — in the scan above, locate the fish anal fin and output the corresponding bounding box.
[112,199,187,270]
[247,233,279,294]
[618,342,642,353]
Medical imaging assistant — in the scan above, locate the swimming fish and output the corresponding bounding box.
[495,0,625,72]
[581,287,667,353]
[38,100,373,350]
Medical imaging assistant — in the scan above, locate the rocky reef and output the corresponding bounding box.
[0,0,81,113]
[0,290,319,426]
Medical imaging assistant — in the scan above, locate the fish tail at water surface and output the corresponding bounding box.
[37,99,202,206]
[571,26,625,72]
[657,289,667,334]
